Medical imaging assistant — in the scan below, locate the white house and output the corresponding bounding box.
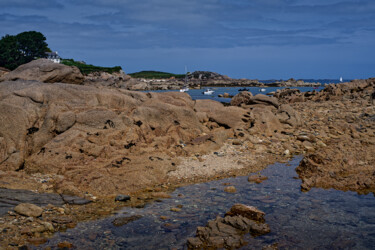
[45,51,61,63]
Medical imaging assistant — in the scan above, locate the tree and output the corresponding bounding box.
[0,31,49,70]
[0,35,23,70]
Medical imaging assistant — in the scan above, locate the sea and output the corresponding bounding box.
[145,79,349,103]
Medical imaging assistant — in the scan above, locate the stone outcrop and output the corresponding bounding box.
[288,85,375,194]
[187,204,270,249]
[83,70,131,88]
[188,71,262,87]
[0,59,84,84]
[230,92,302,136]
[2,80,300,197]
[275,79,375,104]
[231,92,279,108]
[267,78,321,87]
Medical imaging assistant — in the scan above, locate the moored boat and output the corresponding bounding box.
[203,88,214,95]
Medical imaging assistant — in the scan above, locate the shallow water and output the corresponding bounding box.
[41,157,375,249]
[149,86,325,103]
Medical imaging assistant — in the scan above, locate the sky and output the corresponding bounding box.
[0,0,374,79]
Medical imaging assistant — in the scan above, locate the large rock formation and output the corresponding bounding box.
[1,79,280,196]
[188,71,261,87]
[0,79,304,197]
[281,79,375,194]
[0,59,84,84]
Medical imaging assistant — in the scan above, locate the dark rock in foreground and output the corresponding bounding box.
[187,204,270,249]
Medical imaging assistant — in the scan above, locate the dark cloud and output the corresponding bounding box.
[0,0,63,9]
[0,0,374,78]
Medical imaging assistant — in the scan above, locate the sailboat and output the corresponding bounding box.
[340,77,343,83]
[180,66,189,92]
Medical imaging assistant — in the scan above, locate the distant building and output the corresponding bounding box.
[45,51,61,63]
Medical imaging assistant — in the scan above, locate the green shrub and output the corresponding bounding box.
[61,59,122,75]
[129,71,185,79]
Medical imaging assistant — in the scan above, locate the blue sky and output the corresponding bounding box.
[0,0,374,79]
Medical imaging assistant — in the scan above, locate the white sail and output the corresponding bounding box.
[340,77,343,82]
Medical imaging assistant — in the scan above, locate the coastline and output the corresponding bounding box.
[0,60,373,248]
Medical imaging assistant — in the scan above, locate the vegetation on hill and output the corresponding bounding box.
[61,59,122,75]
[129,71,185,79]
[0,31,49,70]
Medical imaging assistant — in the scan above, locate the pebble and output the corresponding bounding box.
[57,241,73,248]
[170,207,182,212]
[115,194,131,202]
[14,203,43,218]
[27,237,47,245]
[224,186,237,193]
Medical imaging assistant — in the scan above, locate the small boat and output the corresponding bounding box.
[202,88,214,95]
[238,88,250,92]
[340,77,343,82]
[180,86,189,92]
[259,88,266,92]
[180,66,189,92]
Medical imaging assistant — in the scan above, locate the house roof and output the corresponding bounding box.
[45,52,61,59]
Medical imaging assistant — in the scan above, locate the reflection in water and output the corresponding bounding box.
[42,157,375,249]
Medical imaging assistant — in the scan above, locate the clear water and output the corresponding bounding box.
[41,157,375,249]
[150,86,325,103]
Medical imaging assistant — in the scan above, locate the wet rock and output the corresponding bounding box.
[27,237,47,245]
[170,207,182,212]
[225,204,265,223]
[248,174,268,183]
[187,237,203,249]
[224,186,237,193]
[115,195,131,202]
[247,219,271,236]
[57,241,74,248]
[112,215,142,227]
[14,203,43,217]
[187,205,270,249]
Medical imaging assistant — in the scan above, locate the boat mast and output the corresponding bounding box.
[185,66,188,86]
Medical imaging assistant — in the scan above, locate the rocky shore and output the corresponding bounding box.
[0,60,323,91]
[0,59,374,248]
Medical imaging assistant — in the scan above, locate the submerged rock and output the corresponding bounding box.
[224,186,237,193]
[187,204,270,249]
[248,174,268,183]
[112,215,142,227]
